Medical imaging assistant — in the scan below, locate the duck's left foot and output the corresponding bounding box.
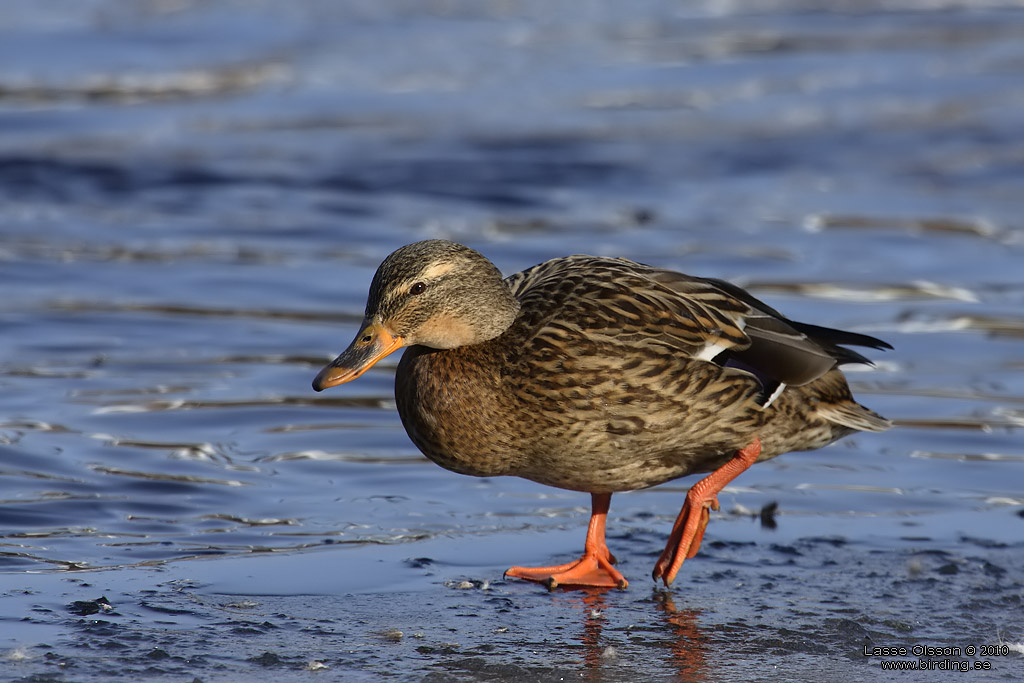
[505,492,628,589]
[506,550,627,589]
[652,439,762,587]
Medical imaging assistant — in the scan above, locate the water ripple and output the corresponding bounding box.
[90,396,392,414]
[88,466,249,487]
[747,280,979,302]
[0,62,287,104]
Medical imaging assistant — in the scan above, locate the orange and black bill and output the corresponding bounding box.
[312,321,405,391]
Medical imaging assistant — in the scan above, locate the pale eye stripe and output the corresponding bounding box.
[420,262,456,280]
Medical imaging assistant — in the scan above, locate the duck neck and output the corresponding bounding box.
[461,281,520,344]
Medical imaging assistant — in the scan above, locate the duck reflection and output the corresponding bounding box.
[655,591,709,680]
[553,589,709,681]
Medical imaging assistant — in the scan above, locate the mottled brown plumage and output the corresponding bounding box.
[313,240,891,589]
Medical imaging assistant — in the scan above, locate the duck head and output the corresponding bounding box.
[312,240,520,391]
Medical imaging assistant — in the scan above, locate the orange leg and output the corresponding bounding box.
[505,492,628,589]
[652,439,762,587]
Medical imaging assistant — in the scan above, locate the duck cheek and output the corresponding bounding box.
[409,313,479,349]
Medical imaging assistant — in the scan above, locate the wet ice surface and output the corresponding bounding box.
[4,532,1022,682]
[2,0,1024,681]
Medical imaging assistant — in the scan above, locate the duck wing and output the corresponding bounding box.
[506,256,890,391]
[507,256,748,361]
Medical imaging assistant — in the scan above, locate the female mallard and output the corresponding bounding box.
[313,240,891,589]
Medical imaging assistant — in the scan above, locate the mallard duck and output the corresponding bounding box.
[313,240,891,589]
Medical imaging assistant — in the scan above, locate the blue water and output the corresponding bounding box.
[2,2,1023,681]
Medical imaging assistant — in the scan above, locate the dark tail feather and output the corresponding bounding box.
[787,321,892,367]
[788,321,893,351]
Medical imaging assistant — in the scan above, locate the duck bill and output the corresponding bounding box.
[312,322,405,391]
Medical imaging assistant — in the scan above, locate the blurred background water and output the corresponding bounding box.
[1,1,1023,680]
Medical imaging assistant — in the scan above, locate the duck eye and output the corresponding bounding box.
[409,282,426,295]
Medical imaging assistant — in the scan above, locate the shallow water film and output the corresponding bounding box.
[2,1,1024,681]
